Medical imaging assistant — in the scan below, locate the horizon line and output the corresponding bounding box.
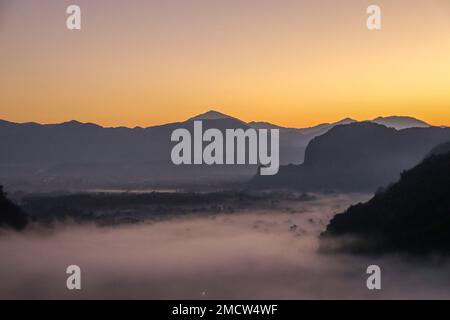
[0,112,439,130]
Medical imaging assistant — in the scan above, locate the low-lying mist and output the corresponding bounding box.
[0,194,449,299]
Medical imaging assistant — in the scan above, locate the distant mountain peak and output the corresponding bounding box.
[188,110,240,122]
[373,116,415,121]
[338,117,356,123]
[247,121,283,130]
[371,116,430,130]
[334,118,357,125]
[58,120,102,129]
[61,120,83,126]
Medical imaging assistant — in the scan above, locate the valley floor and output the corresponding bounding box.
[0,193,449,299]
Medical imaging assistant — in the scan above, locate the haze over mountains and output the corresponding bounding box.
[371,116,430,130]
[252,122,450,192]
[0,111,440,191]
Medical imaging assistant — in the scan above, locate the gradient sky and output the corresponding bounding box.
[1,0,450,127]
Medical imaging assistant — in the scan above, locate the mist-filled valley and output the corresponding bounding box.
[3,0,450,306]
[1,192,449,300]
[1,114,450,300]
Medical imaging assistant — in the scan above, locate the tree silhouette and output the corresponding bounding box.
[0,185,28,230]
[322,150,450,255]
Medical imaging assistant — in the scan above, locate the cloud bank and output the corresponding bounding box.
[0,194,448,299]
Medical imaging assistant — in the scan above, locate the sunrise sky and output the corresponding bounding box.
[0,0,449,127]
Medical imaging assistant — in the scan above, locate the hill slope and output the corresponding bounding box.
[321,151,450,255]
[251,122,450,191]
[0,186,28,230]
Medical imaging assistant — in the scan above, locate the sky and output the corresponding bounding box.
[0,0,450,128]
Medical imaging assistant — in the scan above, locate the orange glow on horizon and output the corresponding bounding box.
[1,0,449,128]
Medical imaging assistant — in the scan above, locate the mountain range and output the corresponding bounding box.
[0,111,438,191]
[251,121,450,192]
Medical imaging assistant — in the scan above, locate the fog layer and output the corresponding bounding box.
[0,194,449,299]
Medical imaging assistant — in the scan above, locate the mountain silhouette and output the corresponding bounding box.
[188,110,243,122]
[0,185,28,230]
[321,150,450,255]
[428,141,450,157]
[251,122,450,192]
[0,112,438,191]
[0,111,301,190]
[371,116,430,130]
